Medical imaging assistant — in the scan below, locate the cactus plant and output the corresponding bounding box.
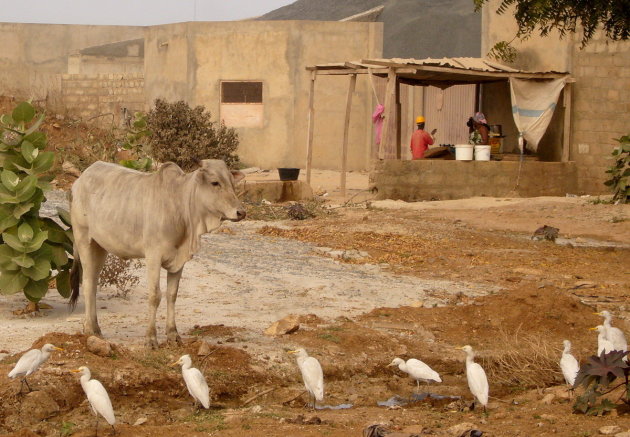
[0,101,73,303]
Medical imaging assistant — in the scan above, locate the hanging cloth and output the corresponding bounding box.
[372,104,385,146]
[509,77,566,151]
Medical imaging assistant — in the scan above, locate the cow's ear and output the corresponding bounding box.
[231,170,245,183]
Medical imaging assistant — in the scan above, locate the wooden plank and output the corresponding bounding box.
[562,82,572,162]
[305,70,316,184]
[379,68,398,159]
[395,78,401,159]
[340,74,357,198]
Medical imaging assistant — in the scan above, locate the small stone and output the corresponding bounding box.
[62,161,82,178]
[197,341,213,356]
[250,405,262,414]
[86,336,112,357]
[540,393,555,405]
[447,423,477,436]
[600,426,622,435]
[133,417,147,426]
[264,315,300,336]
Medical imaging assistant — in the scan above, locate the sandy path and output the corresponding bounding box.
[1,218,490,354]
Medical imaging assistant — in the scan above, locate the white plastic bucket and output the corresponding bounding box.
[474,145,491,161]
[455,145,474,161]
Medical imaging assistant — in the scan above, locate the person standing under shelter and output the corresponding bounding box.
[410,116,436,160]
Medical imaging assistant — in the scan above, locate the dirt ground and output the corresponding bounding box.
[1,188,629,436]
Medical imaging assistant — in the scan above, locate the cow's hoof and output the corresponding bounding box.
[167,333,182,345]
[145,337,159,349]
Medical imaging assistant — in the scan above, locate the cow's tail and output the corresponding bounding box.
[69,247,82,311]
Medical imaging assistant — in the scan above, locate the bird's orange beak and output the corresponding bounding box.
[70,369,81,373]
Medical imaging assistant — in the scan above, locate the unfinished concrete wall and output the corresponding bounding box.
[144,20,383,171]
[0,23,142,104]
[370,159,577,201]
[571,35,630,194]
[60,73,144,127]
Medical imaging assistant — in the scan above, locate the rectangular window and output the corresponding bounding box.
[221,81,263,104]
[220,81,264,128]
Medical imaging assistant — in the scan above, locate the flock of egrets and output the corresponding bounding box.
[5,310,627,434]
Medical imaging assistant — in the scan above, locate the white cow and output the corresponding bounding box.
[69,160,245,348]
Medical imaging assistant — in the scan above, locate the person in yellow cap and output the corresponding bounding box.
[410,116,436,159]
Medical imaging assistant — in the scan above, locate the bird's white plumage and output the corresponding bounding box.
[461,345,489,407]
[8,344,58,378]
[76,367,115,426]
[594,325,614,355]
[600,311,628,352]
[174,355,210,409]
[560,340,579,386]
[292,348,324,403]
[389,357,442,384]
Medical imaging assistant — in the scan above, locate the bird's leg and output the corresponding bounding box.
[23,377,32,393]
[470,400,476,411]
[94,415,99,437]
[416,380,420,394]
[110,424,116,436]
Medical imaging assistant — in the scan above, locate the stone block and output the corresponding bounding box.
[239,180,313,203]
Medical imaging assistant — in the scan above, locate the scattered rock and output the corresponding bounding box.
[447,423,478,436]
[19,390,60,424]
[531,225,559,242]
[264,315,300,336]
[600,426,622,435]
[572,280,597,289]
[87,336,112,357]
[197,341,214,356]
[540,393,555,405]
[363,424,389,437]
[62,160,82,178]
[133,417,147,426]
[286,415,322,425]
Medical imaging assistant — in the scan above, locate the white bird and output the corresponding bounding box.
[591,325,614,356]
[559,340,579,388]
[71,366,115,436]
[458,345,489,412]
[8,343,63,393]
[387,357,442,392]
[171,354,210,409]
[596,310,628,353]
[288,348,324,409]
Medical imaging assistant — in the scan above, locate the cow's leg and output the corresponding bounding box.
[145,257,162,349]
[166,268,184,345]
[77,233,107,336]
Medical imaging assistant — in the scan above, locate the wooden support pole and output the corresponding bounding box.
[562,82,572,162]
[379,68,397,159]
[305,70,316,184]
[395,78,401,159]
[340,73,357,198]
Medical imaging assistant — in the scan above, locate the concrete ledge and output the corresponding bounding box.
[369,159,578,201]
[238,180,314,203]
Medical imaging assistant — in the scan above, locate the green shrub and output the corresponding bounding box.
[0,101,73,303]
[604,134,629,204]
[146,99,240,171]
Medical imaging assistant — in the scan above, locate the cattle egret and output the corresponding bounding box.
[560,340,579,389]
[596,311,628,353]
[171,354,210,409]
[71,366,115,436]
[457,345,489,412]
[591,325,614,356]
[8,344,63,393]
[288,348,324,409]
[387,357,442,392]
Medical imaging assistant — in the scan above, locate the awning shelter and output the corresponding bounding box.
[304,57,574,197]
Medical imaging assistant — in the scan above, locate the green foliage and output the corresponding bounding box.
[604,134,630,204]
[147,99,240,171]
[474,0,630,48]
[59,421,76,436]
[573,350,630,415]
[487,40,518,63]
[0,101,73,303]
[118,112,153,172]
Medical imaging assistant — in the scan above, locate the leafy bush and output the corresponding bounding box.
[118,111,153,172]
[604,134,629,204]
[0,101,73,303]
[573,350,629,416]
[98,254,142,299]
[146,99,240,171]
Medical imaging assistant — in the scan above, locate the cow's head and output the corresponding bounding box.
[196,159,246,222]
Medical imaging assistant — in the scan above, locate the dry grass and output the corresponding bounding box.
[481,330,563,389]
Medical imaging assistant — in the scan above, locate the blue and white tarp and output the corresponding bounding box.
[509,77,566,151]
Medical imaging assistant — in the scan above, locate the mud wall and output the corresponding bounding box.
[370,159,578,201]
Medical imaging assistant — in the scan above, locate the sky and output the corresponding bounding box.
[0,0,295,25]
